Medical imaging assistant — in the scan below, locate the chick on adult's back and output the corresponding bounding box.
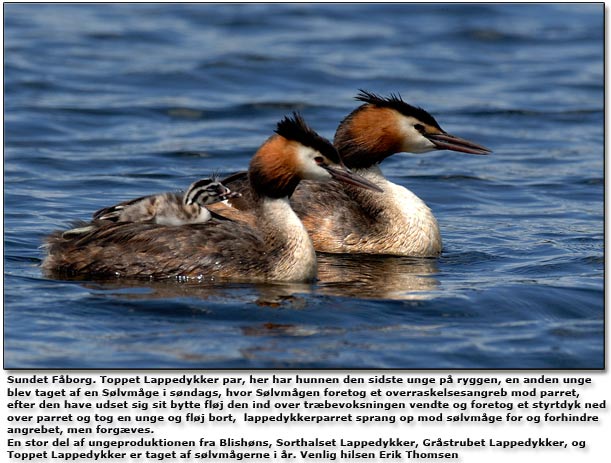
[91,177,238,226]
[42,114,379,282]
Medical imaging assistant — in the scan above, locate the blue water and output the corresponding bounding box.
[4,3,603,369]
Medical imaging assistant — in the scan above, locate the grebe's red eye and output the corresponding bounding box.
[314,156,325,164]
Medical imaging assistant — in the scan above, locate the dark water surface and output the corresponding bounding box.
[4,4,603,368]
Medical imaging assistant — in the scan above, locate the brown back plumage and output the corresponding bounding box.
[41,113,339,281]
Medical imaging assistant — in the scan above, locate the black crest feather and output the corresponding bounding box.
[355,89,442,130]
[275,113,340,164]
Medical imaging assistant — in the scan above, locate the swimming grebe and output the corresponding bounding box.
[210,90,491,257]
[42,114,380,282]
[92,177,239,226]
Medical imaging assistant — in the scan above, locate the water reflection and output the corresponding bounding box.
[46,253,440,304]
[316,253,439,300]
[69,278,314,306]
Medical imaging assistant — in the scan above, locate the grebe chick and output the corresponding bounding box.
[42,114,380,282]
[92,178,239,226]
[212,90,491,257]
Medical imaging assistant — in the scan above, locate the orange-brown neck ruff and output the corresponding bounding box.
[334,106,404,169]
[249,136,300,200]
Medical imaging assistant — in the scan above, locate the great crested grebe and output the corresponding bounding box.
[210,90,491,257]
[92,177,239,226]
[42,114,380,282]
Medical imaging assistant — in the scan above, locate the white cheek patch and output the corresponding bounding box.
[399,116,437,154]
[295,146,333,181]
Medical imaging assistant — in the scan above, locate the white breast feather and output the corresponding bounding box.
[356,166,442,256]
[262,197,317,280]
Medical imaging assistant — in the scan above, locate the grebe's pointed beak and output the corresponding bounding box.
[218,185,241,201]
[220,189,242,200]
[323,165,384,193]
[426,132,491,155]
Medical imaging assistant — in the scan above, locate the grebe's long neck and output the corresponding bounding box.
[342,165,442,256]
[340,165,389,213]
[256,196,317,281]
